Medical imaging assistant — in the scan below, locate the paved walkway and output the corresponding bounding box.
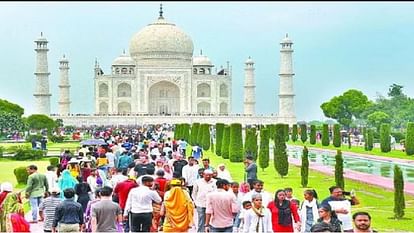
[287,146,414,196]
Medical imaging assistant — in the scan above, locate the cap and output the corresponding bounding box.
[170,179,182,186]
[203,169,214,175]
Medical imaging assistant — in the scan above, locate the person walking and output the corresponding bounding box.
[123,176,162,232]
[25,164,49,223]
[314,204,342,233]
[91,186,123,232]
[52,188,84,233]
[205,179,239,233]
[191,169,217,233]
[243,193,273,233]
[300,189,319,233]
[244,155,257,190]
[39,187,62,233]
[267,189,301,232]
[181,156,199,197]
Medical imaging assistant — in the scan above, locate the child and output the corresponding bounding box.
[237,200,252,232]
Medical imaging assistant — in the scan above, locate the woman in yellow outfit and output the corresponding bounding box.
[161,179,194,232]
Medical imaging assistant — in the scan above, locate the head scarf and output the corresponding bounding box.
[58,170,78,198]
[275,189,292,226]
[163,187,194,232]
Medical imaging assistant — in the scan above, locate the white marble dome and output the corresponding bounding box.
[129,17,194,59]
[112,51,135,66]
[193,55,213,66]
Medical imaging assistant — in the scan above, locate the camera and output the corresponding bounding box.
[343,191,351,196]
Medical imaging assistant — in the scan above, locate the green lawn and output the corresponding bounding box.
[288,141,414,161]
[0,141,81,154]
[203,149,414,232]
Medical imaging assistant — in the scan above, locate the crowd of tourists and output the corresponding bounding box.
[0,125,376,232]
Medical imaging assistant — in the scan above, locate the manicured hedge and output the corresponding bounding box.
[333,124,341,148]
[322,124,330,146]
[300,124,308,143]
[201,124,211,151]
[258,128,269,171]
[405,122,414,155]
[229,123,243,162]
[292,124,298,142]
[221,126,230,159]
[335,150,344,190]
[274,123,288,177]
[301,146,309,187]
[215,123,225,156]
[393,165,405,219]
[380,123,391,152]
[14,166,29,185]
[309,125,316,145]
[244,127,258,161]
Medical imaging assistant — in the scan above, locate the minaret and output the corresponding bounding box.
[33,32,51,115]
[244,56,255,115]
[58,55,71,115]
[278,33,296,125]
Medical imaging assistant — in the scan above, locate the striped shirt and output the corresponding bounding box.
[39,196,62,230]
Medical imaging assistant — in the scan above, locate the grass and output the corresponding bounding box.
[0,141,81,154]
[288,141,414,161]
[203,148,414,232]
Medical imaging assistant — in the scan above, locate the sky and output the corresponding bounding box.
[1,1,414,122]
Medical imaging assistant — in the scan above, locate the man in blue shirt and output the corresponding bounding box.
[52,188,84,233]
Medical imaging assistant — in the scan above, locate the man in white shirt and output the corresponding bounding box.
[181,156,199,197]
[44,165,58,190]
[216,163,233,182]
[192,169,217,233]
[105,149,116,170]
[242,180,273,207]
[123,176,161,232]
[110,168,128,188]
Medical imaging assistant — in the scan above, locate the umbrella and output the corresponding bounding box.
[80,138,107,146]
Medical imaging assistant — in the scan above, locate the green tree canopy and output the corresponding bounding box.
[321,89,372,128]
[367,111,391,132]
[0,99,24,117]
[26,114,56,131]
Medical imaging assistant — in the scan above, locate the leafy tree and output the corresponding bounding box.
[221,126,230,159]
[335,150,345,190]
[367,111,391,132]
[301,146,309,187]
[215,123,225,156]
[0,98,24,116]
[229,123,243,162]
[300,124,307,143]
[292,124,298,142]
[380,123,391,152]
[26,114,56,131]
[190,123,200,145]
[309,125,316,145]
[0,112,26,134]
[274,124,288,177]
[393,165,405,219]
[258,128,269,171]
[244,127,258,161]
[321,89,372,128]
[201,124,211,150]
[388,84,404,98]
[333,124,341,147]
[322,124,330,146]
[405,122,414,155]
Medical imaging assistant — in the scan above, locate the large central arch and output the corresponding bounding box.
[148,81,180,115]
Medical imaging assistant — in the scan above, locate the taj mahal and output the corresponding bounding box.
[33,5,296,126]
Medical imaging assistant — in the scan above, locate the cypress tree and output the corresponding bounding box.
[201,124,211,151]
[310,125,316,145]
[229,123,243,162]
[380,123,391,152]
[274,123,288,177]
[197,123,204,146]
[393,165,405,219]
[333,124,341,148]
[348,132,352,149]
[182,123,190,142]
[292,124,298,142]
[215,123,225,156]
[258,128,269,171]
[367,128,374,151]
[335,150,345,190]
[363,127,368,151]
[190,123,200,145]
[211,136,214,153]
[405,122,414,155]
[301,146,309,187]
[221,126,230,159]
[300,124,308,143]
[284,124,290,142]
[244,127,258,161]
[174,124,180,140]
[322,124,330,146]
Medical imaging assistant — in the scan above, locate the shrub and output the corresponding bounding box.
[300,124,307,143]
[333,124,341,148]
[393,165,405,219]
[182,124,191,142]
[14,166,29,185]
[380,123,391,152]
[215,123,225,156]
[366,129,374,151]
[201,124,211,151]
[0,146,4,157]
[405,122,414,155]
[291,124,298,142]
[335,150,345,190]
[49,135,64,143]
[14,148,45,161]
[309,125,316,145]
[229,123,243,162]
[49,157,59,166]
[322,124,330,146]
[301,146,309,187]
[221,126,230,159]
[274,124,288,177]
[25,134,43,143]
[244,127,258,161]
[258,128,269,171]
[190,123,200,145]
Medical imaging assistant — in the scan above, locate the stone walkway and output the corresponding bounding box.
[288,146,414,196]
